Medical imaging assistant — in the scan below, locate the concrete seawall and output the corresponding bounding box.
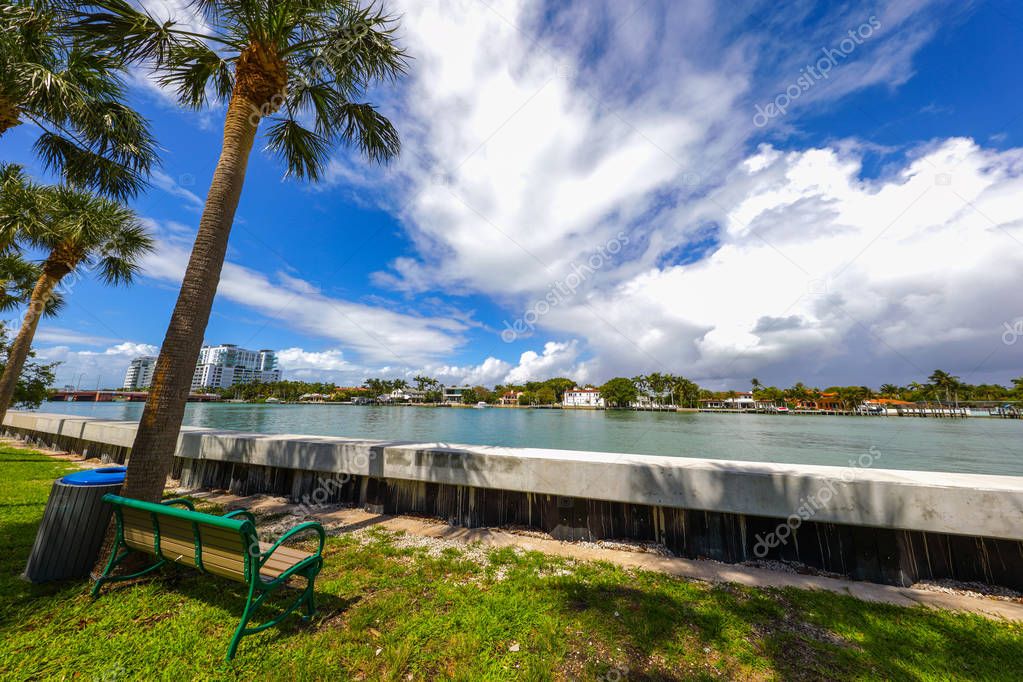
[7,411,1023,589]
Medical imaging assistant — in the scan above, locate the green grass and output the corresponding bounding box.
[0,445,1021,680]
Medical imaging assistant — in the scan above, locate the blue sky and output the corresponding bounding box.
[8,0,1023,390]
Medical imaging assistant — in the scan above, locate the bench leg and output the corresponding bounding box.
[227,595,256,661]
[91,551,167,597]
[303,572,317,619]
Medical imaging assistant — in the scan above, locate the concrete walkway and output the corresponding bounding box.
[189,490,1023,623]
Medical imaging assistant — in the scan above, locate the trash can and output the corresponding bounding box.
[23,466,127,583]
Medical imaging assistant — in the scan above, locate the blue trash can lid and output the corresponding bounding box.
[60,466,127,486]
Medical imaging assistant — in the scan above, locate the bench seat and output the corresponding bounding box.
[92,494,325,660]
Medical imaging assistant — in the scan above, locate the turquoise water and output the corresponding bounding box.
[32,402,1023,476]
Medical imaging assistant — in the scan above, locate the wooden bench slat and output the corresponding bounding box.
[95,494,325,661]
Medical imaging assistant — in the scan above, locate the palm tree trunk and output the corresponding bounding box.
[120,96,259,502]
[0,98,21,135]
[0,263,65,423]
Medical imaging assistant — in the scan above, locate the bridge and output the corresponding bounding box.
[48,391,221,403]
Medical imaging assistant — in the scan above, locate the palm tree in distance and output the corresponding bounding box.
[75,0,408,501]
[879,383,900,399]
[0,172,153,423]
[0,0,156,198]
[928,369,961,404]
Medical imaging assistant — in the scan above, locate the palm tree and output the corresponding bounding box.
[0,0,156,198]
[0,177,153,423]
[75,0,408,501]
[879,383,900,398]
[751,377,761,393]
[0,253,64,314]
[928,369,960,404]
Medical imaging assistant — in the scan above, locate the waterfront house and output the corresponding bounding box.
[499,390,524,406]
[389,388,426,403]
[563,387,605,408]
[443,385,473,405]
[701,391,758,410]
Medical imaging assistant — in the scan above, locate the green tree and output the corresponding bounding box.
[0,322,54,408]
[599,377,638,408]
[879,384,900,398]
[927,369,961,404]
[78,0,408,502]
[535,386,557,405]
[0,0,156,198]
[0,175,152,423]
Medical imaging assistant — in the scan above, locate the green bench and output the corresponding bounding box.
[92,494,325,660]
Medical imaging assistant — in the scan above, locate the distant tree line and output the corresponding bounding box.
[185,368,1022,408]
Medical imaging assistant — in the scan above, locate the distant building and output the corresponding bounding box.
[388,388,425,402]
[499,390,523,406]
[123,356,158,390]
[443,385,472,405]
[562,387,605,408]
[191,344,281,390]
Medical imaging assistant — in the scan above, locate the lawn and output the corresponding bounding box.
[1,444,1021,681]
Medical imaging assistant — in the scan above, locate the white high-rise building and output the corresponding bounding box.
[191,344,281,390]
[123,356,158,390]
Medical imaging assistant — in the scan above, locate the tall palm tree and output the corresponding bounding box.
[0,0,156,198]
[0,176,153,423]
[75,0,407,501]
[928,369,960,404]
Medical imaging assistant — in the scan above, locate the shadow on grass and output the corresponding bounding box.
[90,564,359,654]
[546,577,783,679]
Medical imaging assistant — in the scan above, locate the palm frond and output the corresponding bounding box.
[332,101,400,163]
[0,254,63,316]
[32,130,147,200]
[263,118,330,180]
[73,0,188,64]
[158,42,235,108]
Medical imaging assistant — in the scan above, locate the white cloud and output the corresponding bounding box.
[421,340,589,386]
[34,327,118,347]
[151,170,204,209]
[372,0,950,301]
[36,342,159,388]
[534,139,1023,386]
[141,237,470,365]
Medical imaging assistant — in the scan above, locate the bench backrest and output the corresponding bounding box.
[104,494,258,583]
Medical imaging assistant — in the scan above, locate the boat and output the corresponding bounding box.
[775,406,790,413]
[474,401,488,409]
[265,397,281,404]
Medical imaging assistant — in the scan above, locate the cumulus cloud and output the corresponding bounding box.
[372,0,952,300]
[536,139,1023,386]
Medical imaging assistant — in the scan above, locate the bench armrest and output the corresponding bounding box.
[258,522,326,566]
[161,498,195,510]
[223,509,257,525]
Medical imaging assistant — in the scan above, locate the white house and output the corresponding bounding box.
[562,387,605,408]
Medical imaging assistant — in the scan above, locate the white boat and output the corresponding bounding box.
[475,401,488,409]
[775,406,790,413]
